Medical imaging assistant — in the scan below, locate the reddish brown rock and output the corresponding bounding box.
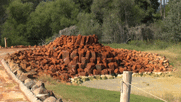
[64,57,70,65]
[4,34,172,82]
[114,68,119,74]
[107,69,114,74]
[62,50,70,60]
[75,34,82,45]
[108,62,115,70]
[119,67,124,73]
[70,50,78,59]
[95,63,104,72]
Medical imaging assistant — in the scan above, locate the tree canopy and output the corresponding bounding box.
[1,0,179,46]
[161,0,181,42]
[2,0,78,45]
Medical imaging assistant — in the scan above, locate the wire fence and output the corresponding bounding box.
[121,80,168,102]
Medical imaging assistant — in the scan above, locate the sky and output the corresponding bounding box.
[158,0,169,4]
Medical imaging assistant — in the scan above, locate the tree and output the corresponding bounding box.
[77,0,147,43]
[160,0,162,18]
[1,0,33,46]
[77,13,101,39]
[101,0,145,43]
[134,0,160,23]
[26,0,79,45]
[73,0,93,13]
[163,0,165,18]
[161,0,181,42]
[0,0,13,45]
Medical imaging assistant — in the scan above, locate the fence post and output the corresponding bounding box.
[4,37,7,48]
[120,71,133,102]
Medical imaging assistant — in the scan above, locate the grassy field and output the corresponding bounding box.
[43,78,163,102]
[43,40,181,102]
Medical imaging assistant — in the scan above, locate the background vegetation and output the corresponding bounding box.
[0,0,180,46]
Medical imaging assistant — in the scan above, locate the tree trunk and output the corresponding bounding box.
[163,0,165,18]
[160,0,162,18]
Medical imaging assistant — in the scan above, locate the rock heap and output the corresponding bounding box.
[5,34,172,82]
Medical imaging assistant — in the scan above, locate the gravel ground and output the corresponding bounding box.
[81,76,181,100]
[0,48,29,102]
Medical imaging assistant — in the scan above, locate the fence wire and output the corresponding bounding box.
[121,80,168,102]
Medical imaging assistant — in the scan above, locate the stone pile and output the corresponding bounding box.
[6,59,62,102]
[4,34,172,82]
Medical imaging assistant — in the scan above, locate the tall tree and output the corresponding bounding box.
[1,0,33,46]
[26,0,79,45]
[162,0,181,42]
[163,0,165,18]
[134,0,160,23]
[160,0,162,18]
[77,0,145,43]
[0,0,13,43]
[73,0,93,13]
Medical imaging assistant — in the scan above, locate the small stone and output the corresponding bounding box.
[19,74,28,82]
[95,75,102,80]
[43,96,56,102]
[56,98,63,102]
[100,75,107,79]
[106,75,114,79]
[36,94,49,101]
[16,69,23,78]
[31,81,45,91]
[33,86,48,96]
[24,78,35,89]
[117,74,123,78]
[11,66,20,74]
[8,61,15,68]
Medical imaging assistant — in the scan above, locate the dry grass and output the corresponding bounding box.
[143,46,181,101]
[144,49,181,78]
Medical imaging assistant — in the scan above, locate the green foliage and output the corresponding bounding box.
[26,0,79,45]
[161,0,181,42]
[1,0,33,46]
[77,0,148,43]
[1,0,78,46]
[73,0,93,13]
[0,0,21,45]
[101,0,146,43]
[77,13,102,39]
[135,0,159,23]
[128,40,173,49]
[104,40,174,51]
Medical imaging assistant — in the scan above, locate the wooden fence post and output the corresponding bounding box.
[120,71,133,102]
[4,37,7,48]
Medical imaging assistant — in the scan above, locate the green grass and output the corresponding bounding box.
[103,40,178,51]
[45,82,163,102]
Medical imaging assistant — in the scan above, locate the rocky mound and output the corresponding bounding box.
[5,34,172,82]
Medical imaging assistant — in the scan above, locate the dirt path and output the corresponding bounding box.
[81,76,181,101]
[0,48,29,102]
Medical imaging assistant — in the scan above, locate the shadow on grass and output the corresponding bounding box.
[43,79,164,102]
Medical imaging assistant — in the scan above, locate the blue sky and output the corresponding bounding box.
[158,0,169,4]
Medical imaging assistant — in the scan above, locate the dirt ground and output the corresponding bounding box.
[82,76,181,97]
[0,48,29,102]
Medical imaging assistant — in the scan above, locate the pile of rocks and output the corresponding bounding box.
[4,34,172,82]
[6,59,62,102]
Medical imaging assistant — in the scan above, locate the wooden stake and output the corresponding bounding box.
[4,37,7,48]
[120,71,133,102]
